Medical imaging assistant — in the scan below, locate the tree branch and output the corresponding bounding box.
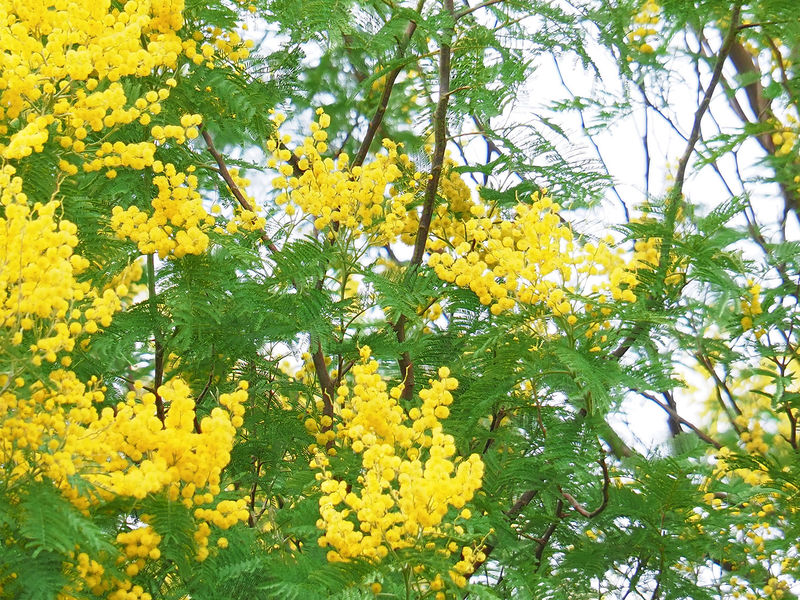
[671,4,742,200]
[637,390,722,449]
[466,489,539,579]
[352,18,419,168]
[390,0,456,401]
[558,458,610,518]
[312,341,336,425]
[201,128,280,252]
[410,0,454,267]
[534,500,563,565]
[146,254,166,425]
[454,0,506,21]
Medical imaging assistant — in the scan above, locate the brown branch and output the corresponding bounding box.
[672,4,742,200]
[764,36,800,114]
[389,0,456,401]
[728,40,771,123]
[352,18,419,168]
[392,316,415,401]
[343,12,422,400]
[697,33,774,152]
[558,458,610,518]
[705,28,800,219]
[201,128,279,252]
[482,406,507,454]
[506,489,537,518]
[661,390,682,438]
[786,406,798,450]
[651,3,741,306]
[638,390,722,449]
[534,500,563,565]
[409,0,454,267]
[467,489,539,579]
[610,323,644,361]
[247,459,262,527]
[695,352,744,433]
[146,254,166,425]
[204,128,342,427]
[193,363,215,434]
[454,0,506,21]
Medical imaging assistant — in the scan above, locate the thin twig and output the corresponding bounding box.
[247,459,262,527]
[653,2,742,302]
[455,0,506,21]
[392,0,456,401]
[466,489,539,579]
[671,4,742,199]
[552,56,629,220]
[638,390,722,448]
[147,254,166,425]
[352,17,419,167]
[559,458,610,518]
[534,500,563,565]
[410,0,455,267]
[695,352,743,436]
[203,128,341,427]
[312,341,336,430]
[482,406,507,454]
[201,128,279,252]
[193,362,215,434]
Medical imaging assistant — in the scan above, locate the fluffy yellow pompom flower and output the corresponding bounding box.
[311,349,483,567]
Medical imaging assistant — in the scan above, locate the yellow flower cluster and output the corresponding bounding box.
[740,282,763,331]
[187,26,254,70]
[103,259,147,306]
[110,162,214,258]
[726,574,792,600]
[700,360,800,490]
[311,349,484,571]
[428,191,640,318]
[627,0,661,54]
[0,1,182,155]
[1,374,250,590]
[118,526,162,563]
[0,375,248,503]
[448,543,488,588]
[623,207,687,289]
[269,109,414,242]
[212,167,269,234]
[697,482,793,595]
[0,166,125,365]
[0,0,226,260]
[772,113,798,158]
[107,580,153,600]
[59,551,108,598]
[420,157,477,247]
[0,0,259,595]
[192,497,250,560]
[0,0,185,124]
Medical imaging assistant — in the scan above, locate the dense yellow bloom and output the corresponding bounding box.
[627,0,661,54]
[269,110,414,243]
[428,190,640,318]
[0,369,250,589]
[311,351,484,569]
[0,0,183,146]
[110,161,213,258]
[0,166,123,364]
[0,0,248,260]
[740,282,762,331]
[0,375,248,503]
